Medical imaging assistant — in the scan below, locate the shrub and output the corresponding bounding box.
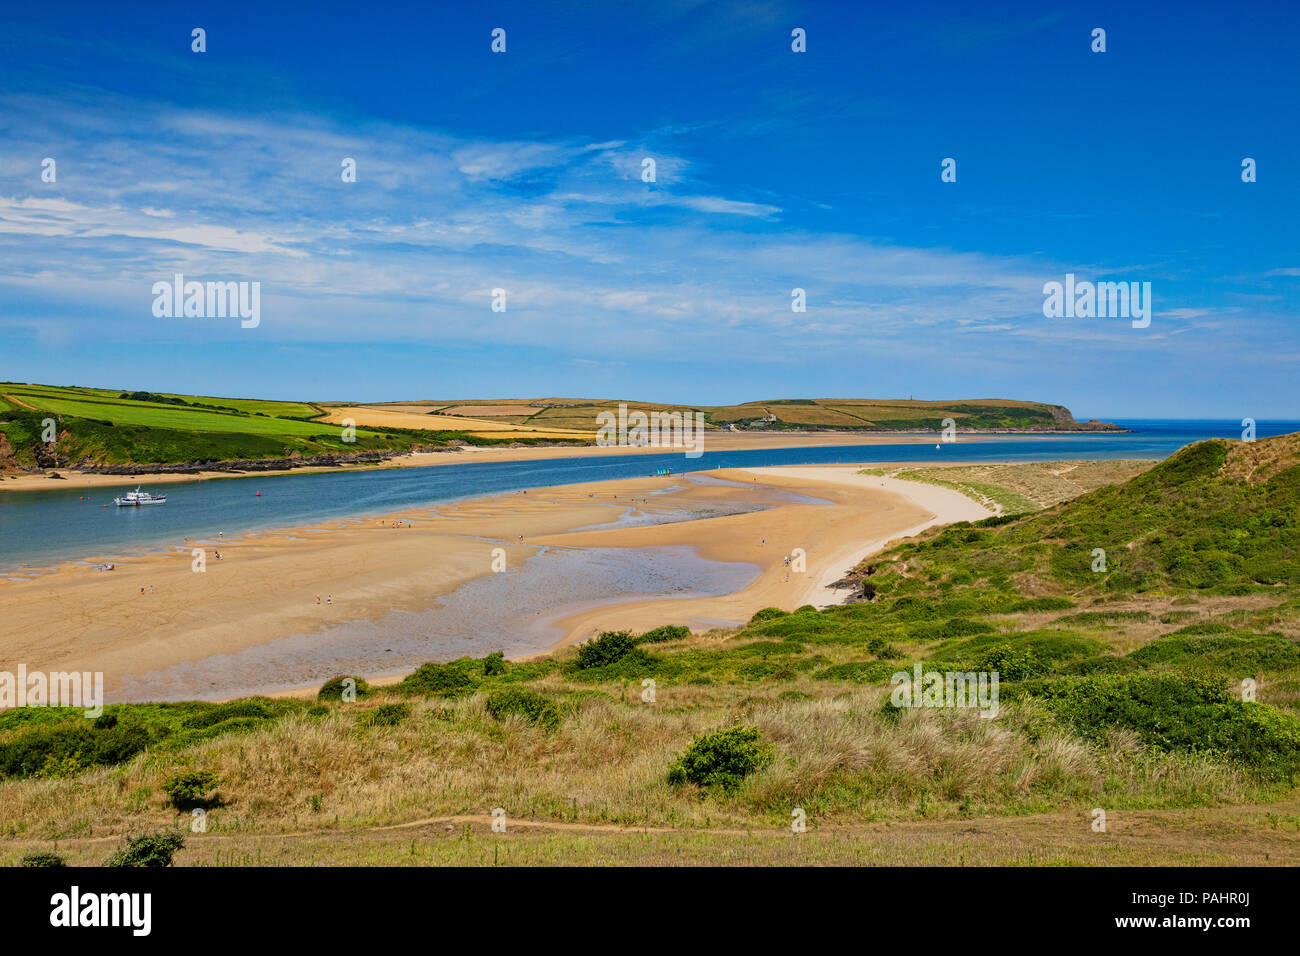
[865,636,900,658]
[20,852,66,867]
[749,607,789,624]
[398,661,480,697]
[638,625,690,644]
[1014,674,1300,780]
[667,725,774,791]
[358,703,410,727]
[483,651,507,676]
[574,631,638,669]
[814,661,898,684]
[161,769,219,809]
[1127,631,1300,673]
[973,644,1046,681]
[0,720,152,779]
[484,688,560,730]
[103,830,185,868]
[317,675,371,702]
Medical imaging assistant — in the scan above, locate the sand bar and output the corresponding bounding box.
[0,464,991,702]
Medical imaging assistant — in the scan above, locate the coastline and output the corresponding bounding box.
[0,429,1114,494]
[0,463,991,704]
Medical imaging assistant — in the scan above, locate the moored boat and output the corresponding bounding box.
[114,487,166,507]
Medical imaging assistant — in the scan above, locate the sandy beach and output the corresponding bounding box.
[0,463,990,703]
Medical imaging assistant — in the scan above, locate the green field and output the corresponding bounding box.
[0,383,573,471]
[416,396,1116,433]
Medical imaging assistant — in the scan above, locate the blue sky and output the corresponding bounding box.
[0,0,1296,418]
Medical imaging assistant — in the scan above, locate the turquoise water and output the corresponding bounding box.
[1,420,1296,572]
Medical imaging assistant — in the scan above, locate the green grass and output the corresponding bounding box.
[860,467,1039,514]
[0,382,579,468]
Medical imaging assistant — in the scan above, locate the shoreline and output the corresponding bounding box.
[0,463,992,704]
[0,429,1124,494]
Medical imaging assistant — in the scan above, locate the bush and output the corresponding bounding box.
[749,607,789,624]
[483,651,507,676]
[638,625,690,644]
[103,830,185,868]
[1127,631,1300,673]
[973,644,1046,681]
[161,769,219,809]
[814,661,898,684]
[865,636,900,658]
[359,703,410,727]
[667,725,774,791]
[1014,674,1300,780]
[484,688,560,730]
[317,675,371,702]
[20,852,66,867]
[0,720,152,779]
[398,661,479,697]
[574,631,638,669]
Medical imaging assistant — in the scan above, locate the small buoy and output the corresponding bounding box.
[102,504,107,508]
[256,491,261,496]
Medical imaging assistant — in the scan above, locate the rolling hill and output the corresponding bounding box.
[0,383,1120,474]
[333,396,1123,434]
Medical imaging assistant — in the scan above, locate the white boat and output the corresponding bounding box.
[114,487,166,507]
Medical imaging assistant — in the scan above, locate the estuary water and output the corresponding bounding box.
[1,420,1296,573]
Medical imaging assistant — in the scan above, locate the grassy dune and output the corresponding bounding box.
[2,435,1298,865]
[859,460,1158,515]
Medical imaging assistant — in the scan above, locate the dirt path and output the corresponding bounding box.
[10,801,1298,866]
